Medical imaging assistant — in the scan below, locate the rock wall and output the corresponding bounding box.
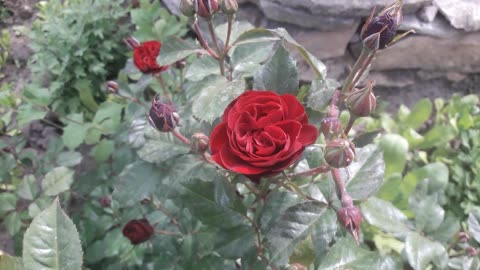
[164,0,480,108]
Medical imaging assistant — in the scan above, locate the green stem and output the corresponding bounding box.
[341,46,370,94]
[193,18,219,59]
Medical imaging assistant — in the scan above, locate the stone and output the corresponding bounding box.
[367,71,416,87]
[434,0,480,31]
[9,36,32,64]
[259,0,357,30]
[371,32,480,73]
[416,5,438,22]
[399,14,464,39]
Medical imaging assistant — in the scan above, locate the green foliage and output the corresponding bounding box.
[27,0,131,116]
[0,29,10,68]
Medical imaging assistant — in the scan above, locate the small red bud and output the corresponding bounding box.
[346,81,376,117]
[148,96,180,132]
[466,246,478,257]
[122,219,154,245]
[123,36,140,50]
[174,58,187,69]
[324,139,355,168]
[337,205,363,244]
[221,0,238,15]
[98,196,111,208]
[361,1,402,50]
[458,232,470,243]
[104,81,119,94]
[191,133,209,153]
[195,0,220,18]
[180,0,195,17]
[321,117,342,140]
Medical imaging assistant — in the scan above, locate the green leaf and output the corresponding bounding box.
[56,151,82,167]
[402,98,432,130]
[214,225,256,259]
[180,180,246,229]
[352,130,382,148]
[412,196,444,233]
[41,167,74,196]
[306,79,340,111]
[62,113,86,150]
[468,213,480,243]
[191,75,245,123]
[16,103,46,127]
[402,163,449,198]
[28,196,54,219]
[74,80,98,112]
[346,144,385,200]
[265,201,327,265]
[379,134,409,176]
[0,193,17,216]
[416,125,456,149]
[404,232,448,270]
[136,127,190,165]
[430,214,460,244]
[0,253,23,270]
[91,139,114,162]
[253,45,298,95]
[17,175,38,200]
[4,211,21,236]
[311,209,337,260]
[184,55,219,81]
[216,21,254,44]
[317,237,402,270]
[156,36,199,66]
[23,198,83,270]
[92,101,123,132]
[361,197,410,236]
[113,161,162,206]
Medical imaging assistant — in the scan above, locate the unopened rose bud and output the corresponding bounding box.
[104,81,119,94]
[148,96,180,132]
[191,133,209,153]
[98,196,111,208]
[346,81,376,117]
[337,205,363,244]
[221,0,238,15]
[324,138,355,168]
[321,117,342,140]
[122,219,154,245]
[458,232,470,243]
[195,0,220,18]
[180,0,195,17]
[466,246,478,257]
[123,36,140,50]
[361,1,402,50]
[141,197,151,205]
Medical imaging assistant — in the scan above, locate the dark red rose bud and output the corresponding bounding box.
[98,196,111,208]
[346,81,376,117]
[180,0,195,17]
[195,0,220,18]
[141,197,152,205]
[122,219,154,245]
[361,1,403,50]
[324,138,355,168]
[104,81,119,94]
[337,205,363,244]
[148,96,180,132]
[321,117,342,140]
[221,0,238,15]
[124,36,140,50]
[458,232,470,243]
[133,40,169,74]
[191,133,209,153]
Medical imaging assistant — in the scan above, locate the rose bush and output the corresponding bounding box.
[209,90,318,182]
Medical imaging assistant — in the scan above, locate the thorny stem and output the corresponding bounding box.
[341,46,370,94]
[223,16,234,56]
[343,115,357,136]
[193,18,219,59]
[286,164,330,178]
[331,168,353,207]
[281,172,317,201]
[207,18,225,75]
[350,50,376,91]
[154,229,182,237]
[171,128,191,145]
[153,199,181,230]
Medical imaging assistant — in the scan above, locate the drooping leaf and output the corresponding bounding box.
[265,201,327,265]
[156,36,199,66]
[41,167,74,196]
[307,79,340,111]
[404,232,448,270]
[23,198,83,270]
[361,197,410,236]
[113,161,162,206]
[191,75,245,123]
[317,237,402,270]
[180,180,246,229]
[253,45,298,95]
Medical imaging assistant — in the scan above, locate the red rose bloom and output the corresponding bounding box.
[133,40,169,74]
[210,90,318,182]
[122,219,154,245]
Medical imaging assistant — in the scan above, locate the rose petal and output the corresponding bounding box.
[210,123,228,155]
[281,94,308,123]
[220,144,268,174]
[297,124,318,146]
